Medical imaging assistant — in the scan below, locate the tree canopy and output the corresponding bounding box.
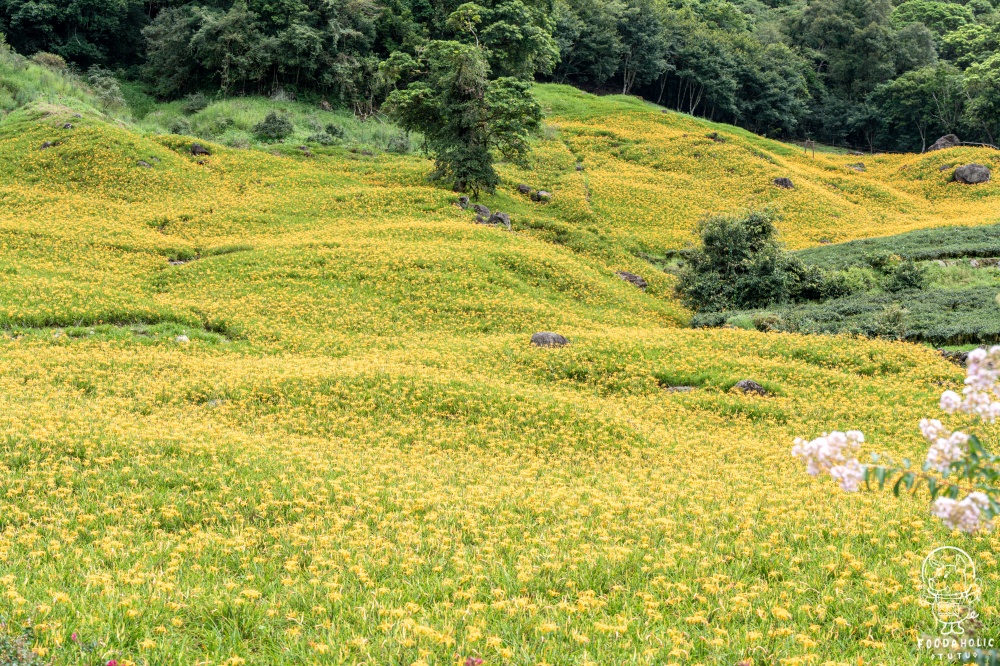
[6,0,1000,151]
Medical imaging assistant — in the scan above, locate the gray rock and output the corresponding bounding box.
[472,204,491,218]
[532,190,552,202]
[62,123,73,130]
[487,212,511,229]
[848,150,864,156]
[457,195,470,209]
[575,163,584,171]
[848,162,865,172]
[517,184,531,194]
[954,163,991,185]
[39,141,53,150]
[939,349,972,366]
[772,177,794,190]
[191,143,211,156]
[734,379,769,396]
[616,271,648,290]
[664,386,695,393]
[137,160,152,168]
[939,164,954,172]
[531,332,569,348]
[175,335,190,344]
[929,134,961,151]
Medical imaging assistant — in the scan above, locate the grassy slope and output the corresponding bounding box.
[535,85,1000,252]
[0,78,998,665]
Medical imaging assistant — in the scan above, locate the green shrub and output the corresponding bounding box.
[253,112,294,142]
[30,52,66,70]
[874,303,910,340]
[183,93,211,115]
[324,123,346,139]
[387,133,411,154]
[169,118,192,135]
[86,66,125,111]
[676,210,801,312]
[883,258,927,292]
[307,132,336,145]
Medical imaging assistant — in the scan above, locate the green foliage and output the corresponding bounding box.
[693,286,1000,345]
[86,65,125,111]
[0,0,146,67]
[796,223,1000,268]
[252,111,294,142]
[182,92,210,115]
[384,40,541,196]
[676,210,806,311]
[696,224,1000,344]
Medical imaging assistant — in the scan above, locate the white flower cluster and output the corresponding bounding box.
[920,418,970,474]
[792,431,865,492]
[940,346,1000,423]
[932,492,993,533]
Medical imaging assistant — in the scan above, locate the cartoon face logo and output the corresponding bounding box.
[922,547,980,635]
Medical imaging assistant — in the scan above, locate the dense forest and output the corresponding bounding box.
[2,0,1000,151]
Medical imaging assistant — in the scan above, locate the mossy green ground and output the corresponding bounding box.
[1,70,999,665]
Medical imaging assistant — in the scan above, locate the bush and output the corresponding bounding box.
[387,133,411,154]
[182,93,210,115]
[676,210,797,312]
[169,118,192,135]
[884,258,927,292]
[253,112,294,142]
[87,66,125,111]
[325,123,346,139]
[30,52,66,70]
[307,132,336,145]
[874,303,910,340]
[752,312,785,332]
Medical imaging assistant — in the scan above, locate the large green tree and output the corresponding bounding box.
[383,40,542,196]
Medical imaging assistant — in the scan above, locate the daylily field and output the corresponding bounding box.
[1,80,999,665]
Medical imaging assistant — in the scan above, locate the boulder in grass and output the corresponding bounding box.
[954,163,991,185]
[616,271,648,290]
[532,190,552,202]
[137,160,152,168]
[487,212,511,229]
[928,134,961,151]
[191,143,211,156]
[531,332,569,348]
[62,123,73,130]
[457,195,470,209]
[772,177,794,189]
[517,183,531,194]
[734,379,769,396]
[175,335,190,344]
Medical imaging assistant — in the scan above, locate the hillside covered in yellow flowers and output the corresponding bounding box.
[0,82,998,665]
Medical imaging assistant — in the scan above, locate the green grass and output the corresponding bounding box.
[137,96,416,154]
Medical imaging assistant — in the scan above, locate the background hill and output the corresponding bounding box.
[0,53,998,665]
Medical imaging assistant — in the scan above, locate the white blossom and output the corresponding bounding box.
[947,346,1000,422]
[792,431,863,488]
[940,390,962,413]
[932,493,993,533]
[829,458,864,492]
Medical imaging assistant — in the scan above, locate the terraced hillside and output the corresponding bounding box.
[0,81,998,665]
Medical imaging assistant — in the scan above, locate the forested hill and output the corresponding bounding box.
[2,0,1000,153]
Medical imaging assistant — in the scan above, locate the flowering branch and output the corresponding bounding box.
[792,346,1000,533]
